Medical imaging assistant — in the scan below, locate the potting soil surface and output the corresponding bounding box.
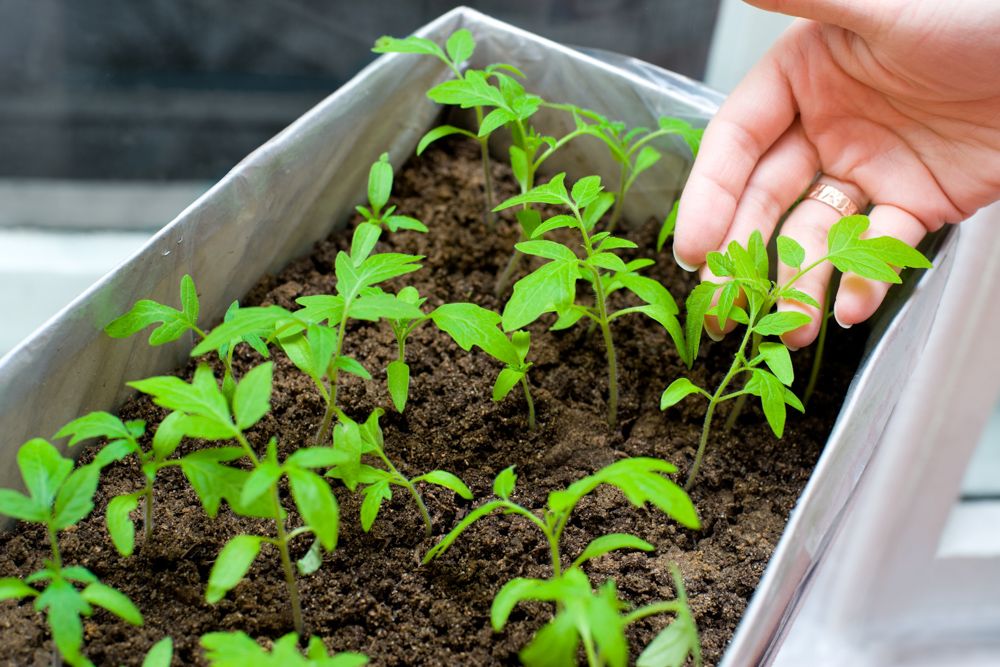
[0,138,866,666]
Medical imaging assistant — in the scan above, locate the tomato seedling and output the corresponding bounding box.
[201,631,367,666]
[662,216,932,488]
[0,439,143,667]
[356,152,428,233]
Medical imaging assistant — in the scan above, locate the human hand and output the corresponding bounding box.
[674,0,1000,348]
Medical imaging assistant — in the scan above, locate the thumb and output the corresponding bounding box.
[744,0,889,34]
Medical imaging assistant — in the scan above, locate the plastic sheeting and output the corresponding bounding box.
[0,6,954,665]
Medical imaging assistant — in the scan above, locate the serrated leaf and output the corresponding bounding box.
[35,578,88,663]
[81,582,142,625]
[431,303,518,366]
[294,295,345,326]
[754,311,811,336]
[758,342,794,385]
[494,174,570,211]
[206,535,263,603]
[706,251,734,278]
[493,466,516,499]
[777,236,805,268]
[372,34,446,60]
[232,362,272,430]
[446,28,474,63]
[492,367,524,402]
[530,214,577,238]
[781,288,821,309]
[571,175,603,209]
[588,252,628,273]
[864,236,932,269]
[288,468,339,551]
[596,236,638,252]
[18,438,73,511]
[191,306,294,357]
[501,259,578,331]
[55,412,139,448]
[387,360,410,412]
[428,70,505,109]
[660,378,705,410]
[52,464,101,530]
[414,470,473,500]
[130,365,233,437]
[106,493,140,556]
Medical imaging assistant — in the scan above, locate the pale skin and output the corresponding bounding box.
[674,0,1000,348]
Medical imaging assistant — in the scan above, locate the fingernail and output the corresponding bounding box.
[706,329,724,342]
[834,312,852,329]
[673,246,699,273]
[786,344,800,352]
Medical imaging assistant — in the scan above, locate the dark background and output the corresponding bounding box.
[0,0,721,181]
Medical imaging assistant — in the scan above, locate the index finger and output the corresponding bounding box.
[674,36,797,270]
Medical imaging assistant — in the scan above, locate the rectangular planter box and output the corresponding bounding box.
[0,7,957,665]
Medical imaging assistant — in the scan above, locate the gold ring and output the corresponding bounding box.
[805,182,861,218]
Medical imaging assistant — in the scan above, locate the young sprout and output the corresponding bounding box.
[425,459,700,667]
[325,409,472,537]
[663,216,932,488]
[201,631,367,667]
[373,28,499,229]
[105,274,270,403]
[130,363,339,636]
[494,174,686,427]
[548,104,703,233]
[356,153,428,233]
[385,286,431,412]
[430,302,537,429]
[0,439,143,667]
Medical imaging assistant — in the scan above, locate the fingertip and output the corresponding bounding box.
[777,301,820,349]
[834,274,888,328]
[673,244,700,273]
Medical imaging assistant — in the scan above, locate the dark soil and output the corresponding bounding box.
[0,138,865,666]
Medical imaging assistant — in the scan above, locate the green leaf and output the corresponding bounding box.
[360,479,392,533]
[423,501,506,563]
[367,153,393,213]
[864,236,932,269]
[142,637,173,667]
[385,215,428,233]
[514,208,542,237]
[571,175,603,209]
[0,577,37,600]
[777,236,805,269]
[430,303,518,366]
[501,259,578,331]
[52,464,102,530]
[445,28,474,63]
[179,448,255,518]
[683,282,718,368]
[428,70,505,109]
[106,493,140,557]
[705,251,733,278]
[148,410,183,461]
[637,613,699,667]
[294,295,345,325]
[596,236,638,252]
[827,215,869,255]
[492,368,524,402]
[493,466,516,500]
[387,360,410,412]
[781,288,821,309]
[511,330,530,364]
[582,192,615,231]
[509,145,529,191]
[288,468,339,551]
[660,378,705,410]
[515,240,577,262]
[285,447,343,470]
[746,370,788,437]
[530,214,577,238]
[414,471,473,500]
[571,533,654,569]
[59,567,98,585]
[81,582,143,625]
[240,461,282,507]
[657,201,678,252]
[336,251,422,298]
[18,438,73,511]
[494,174,570,211]
[372,34,446,61]
[232,362,273,430]
[478,107,516,137]
[714,281,739,328]
[206,535,263,603]
[491,577,547,630]
[754,311,812,336]
[129,365,233,436]
[657,116,703,155]
[588,252,628,273]
[829,249,904,283]
[35,578,89,664]
[348,291,426,321]
[0,489,45,522]
[520,612,579,667]
[55,412,140,448]
[297,539,324,576]
[632,145,662,180]
[758,342,794,385]
[191,306,295,356]
[350,223,382,264]
[417,124,476,155]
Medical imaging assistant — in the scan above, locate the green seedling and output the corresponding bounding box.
[373,28,500,229]
[106,274,270,403]
[662,216,932,488]
[201,631,367,667]
[549,104,703,233]
[130,363,339,636]
[495,174,686,427]
[425,459,699,667]
[0,439,143,667]
[193,223,424,445]
[430,302,537,429]
[54,411,187,555]
[356,153,428,233]
[492,566,700,667]
[385,286,432,412]
[141,637,174,667]
[325,409,472,537]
